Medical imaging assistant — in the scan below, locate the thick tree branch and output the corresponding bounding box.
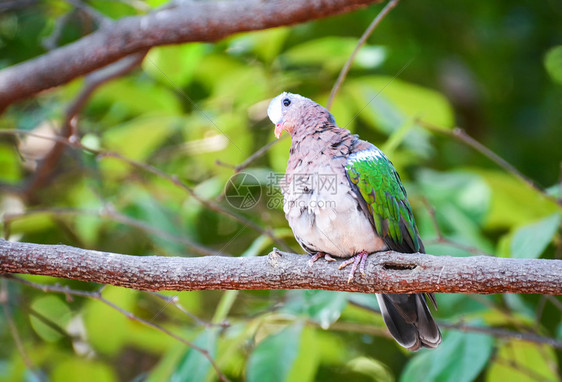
[1,239,561,295]
[0,0,382,112]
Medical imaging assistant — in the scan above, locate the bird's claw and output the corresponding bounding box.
[338,251,369,283]
[308,252,336,267]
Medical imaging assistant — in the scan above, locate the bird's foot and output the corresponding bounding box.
[338,251,369,283]
[308,252,336,267]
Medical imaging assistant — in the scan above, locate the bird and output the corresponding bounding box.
[267,92,441,351]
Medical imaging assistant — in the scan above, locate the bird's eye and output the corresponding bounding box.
[282,98,291,107]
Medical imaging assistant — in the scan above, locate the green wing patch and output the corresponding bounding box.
[346,149,422,253]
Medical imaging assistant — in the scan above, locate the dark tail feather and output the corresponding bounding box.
[376,293,442,351]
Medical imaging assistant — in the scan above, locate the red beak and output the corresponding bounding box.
[274,123,284,139]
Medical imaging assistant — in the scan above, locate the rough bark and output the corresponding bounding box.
[1,239,561,295]
[0,0,382,112]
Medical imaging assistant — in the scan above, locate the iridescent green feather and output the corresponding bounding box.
[346,150,422,253]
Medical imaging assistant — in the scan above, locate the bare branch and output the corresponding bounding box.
[0,129,290,250]
[147,291,228,328]
[7,275,229,382]
[0,0,38,13]
[3,206,224,257]
[0,0,383,112]
[327,0,399,110]
[1,239,561,295]
[349,299,562,349]
[419,120,560,205]
[0,281,43,379]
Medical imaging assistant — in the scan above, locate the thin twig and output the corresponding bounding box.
[0,280,43,380]
[419,120,560,205]
[327,0,400,110]
[216,137,283,173]
[493,355,557,382]
[545,295,562,312]
[441,322,562,350]
[0,129,290,250]
[349,299,562,349]
[235,137,284,173]
[425,238,495,257]
[64,0,112,27]
[558,161,562,204]
[27,306,76,341]
[421,197,494,256]
[22,52,147,201]
[534,295,547,328]
[148,291,229,328]
[6,275,229,382]
[97,150,289,250]
[215,136,289,203]
[3,206,223,257]
[42,10,75,51]
[470,294,531,335]
[421,197,444,239]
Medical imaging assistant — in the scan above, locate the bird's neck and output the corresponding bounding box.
[287,123,362,173]
[291,122,349,146]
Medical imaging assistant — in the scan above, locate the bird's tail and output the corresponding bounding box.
[376,293,441,351]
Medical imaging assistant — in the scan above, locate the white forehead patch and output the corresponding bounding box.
[267,92,287,125]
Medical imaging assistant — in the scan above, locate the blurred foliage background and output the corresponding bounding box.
[0,1,561,381]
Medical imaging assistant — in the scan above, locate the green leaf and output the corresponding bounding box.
[348,76,454,129]
[545,183,561,199]
[304,291,348,329]
[171,329,218,382]
[268,135,292,173]
[502,294,536,319]
[84,287,139,356]
[103,115,180,161]
[282,290,348,329]
[346,77,453,158]
[479,170,559,229]
[428,293,490,320]
[347,357,394,382]
[283,37,385,72]
[30,295,72,342]
[401,330,493,382]
[195,57,267,108]
[89,0,136,19]
[418,169,491,224]
[285,328,320,382]
[145,342,188,382]
[67,180,104,246]
[227,28,290,64]
[0,143,21,183]
[544,45,562,84]
[486,341,558,382]
[51,359,117,382]
[129,190,192,255]
[510,213,560,258]
[417,169,493,250]
[247,322,303,382]
[144,44,207,88]
[91,78,181,118]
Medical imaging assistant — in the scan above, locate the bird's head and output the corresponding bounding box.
[267,92,335,139]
